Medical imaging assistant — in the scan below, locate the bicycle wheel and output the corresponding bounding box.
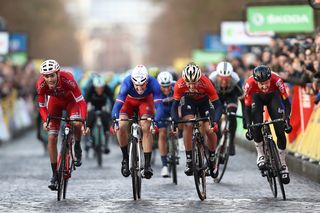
[214,129,230,183]
[269,139,286,200]
[63,152,72,199]
[95,126,103,167]
[137,142,143,199]
[57,157,65,201]
[192,137,206,201]
[169,137,178,184]
[264,141,277,198]
[129,139,139,200]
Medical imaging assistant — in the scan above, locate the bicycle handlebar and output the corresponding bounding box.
[175,117,209,124]
[248,118,285,128]
[223,111,243,119]
[46,115,86,129]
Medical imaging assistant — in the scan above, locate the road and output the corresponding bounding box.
[0,131,320,212]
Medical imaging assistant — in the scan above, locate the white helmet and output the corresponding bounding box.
[40,59,60,75]
[157,71,173,87]
[182,62,201,83]
[216,61,233,77]
[131,65,148,85]
[93,75,105,87]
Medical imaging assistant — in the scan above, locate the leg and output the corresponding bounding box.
[251,94,265,170]
[158,127,169,177]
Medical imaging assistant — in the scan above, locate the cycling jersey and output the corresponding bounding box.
[111,75,164,122]
[244,72,289,107]
[171,75,222,123]
[158,83,175,128]
[173,75,219,101]
[36,70,87,122]
[85,85,114,111]
[209,71,243,96]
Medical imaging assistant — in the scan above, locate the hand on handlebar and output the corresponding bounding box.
[284,117,293,133]
[210,122,219,133]
[245,125,254,141]
[43,121,50,131]
[81,122,90,135]
[151,122,159,135]
[110,121,119,135]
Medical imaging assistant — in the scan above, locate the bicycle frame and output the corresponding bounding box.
[115,115,153,200]
[250,118,286,200]
[47,115,85,201]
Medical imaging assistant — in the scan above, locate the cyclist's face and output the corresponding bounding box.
[257,79,271,93]
[160,85,171,95]
[134,82,147,95]
[186,82,197,91]
[94,86,104,95]
[43,73,58,89]
[218,76,231,88]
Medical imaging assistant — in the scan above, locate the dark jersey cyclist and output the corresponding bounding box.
[209,61,244,156]
[85,75,114,154]
[244,65,292,184]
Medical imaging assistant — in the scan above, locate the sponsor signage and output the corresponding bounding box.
[221,21,272,45]
[247,5,314,33]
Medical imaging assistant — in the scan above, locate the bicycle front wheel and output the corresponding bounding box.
[269,139,286,200]
[129,139,141,200]
[192,138,206,201]
[57,157,65,201]
[169,137,178,185]
[214,131,230,183]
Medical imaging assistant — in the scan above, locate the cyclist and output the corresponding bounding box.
[111,65,164,179]
[85,75,114,154]
[36,59,89,190]
[171,62,222,178]
[155,71,175,177]
[244,65,292,184]
[209,61,244,156]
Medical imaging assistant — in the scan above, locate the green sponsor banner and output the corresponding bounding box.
[8,52,27,66]
[247,5,314,33]
[192,49,225,66]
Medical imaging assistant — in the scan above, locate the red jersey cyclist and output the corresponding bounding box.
[244,65,292,184]
[36,59,89,190]
[171,62,223,178]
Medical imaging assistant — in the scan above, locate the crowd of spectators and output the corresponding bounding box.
[223,29,320,98]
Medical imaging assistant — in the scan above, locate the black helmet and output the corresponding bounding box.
[253,65,271,82]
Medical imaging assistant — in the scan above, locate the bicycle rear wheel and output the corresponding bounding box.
[269,140,286,200]
[214,131,230,183]
[192,138,206,201]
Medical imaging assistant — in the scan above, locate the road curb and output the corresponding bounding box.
[235,136,320,183]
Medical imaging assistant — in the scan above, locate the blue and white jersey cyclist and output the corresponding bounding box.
[111,65,164,179]
[154,71,175,178]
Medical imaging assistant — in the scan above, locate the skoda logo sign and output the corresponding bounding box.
[252,13,264,26]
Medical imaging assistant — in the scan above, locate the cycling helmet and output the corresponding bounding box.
[157,71,173,87]
[40,59,60,75]
[93,75,105,87]
[216,61,233,77]
[253,65,271,82]
[131,65,149,85]
[182,62,201,83]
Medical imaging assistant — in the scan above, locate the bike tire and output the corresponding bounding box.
[214,131,230,183]
[192,137,206,201]
[137,142,143,199]
[269,140,286,200]
[96,126,102,167]
[57,158,64,201]
[169,137,178,185]
[264,141,277,198]
[130,139,139,200]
